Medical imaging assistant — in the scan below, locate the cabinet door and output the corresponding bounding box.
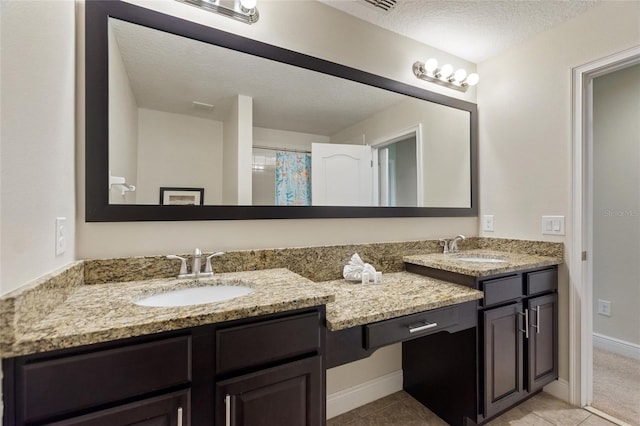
[215,356,322,426]
[49,389,189,426]
[483,303,525,419]
[527,293,558,392]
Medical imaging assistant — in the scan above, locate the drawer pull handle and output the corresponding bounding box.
[225,394,231,426]
[177,407,183,426]
[409,322,438,333]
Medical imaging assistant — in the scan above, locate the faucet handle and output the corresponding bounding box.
[167,255,188,275]
[439,239,450,254]
[204,252,225,274]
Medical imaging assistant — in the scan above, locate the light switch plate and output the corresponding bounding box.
[483,215,495,232]
[542,215,565,235]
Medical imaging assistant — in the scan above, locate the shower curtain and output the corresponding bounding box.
[275,151,311,206]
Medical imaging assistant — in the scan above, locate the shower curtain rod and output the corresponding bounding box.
[252,145,311,154]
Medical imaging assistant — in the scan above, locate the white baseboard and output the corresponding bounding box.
[543,378,570,402]
[593,333,640,360]
[326,370,403,419]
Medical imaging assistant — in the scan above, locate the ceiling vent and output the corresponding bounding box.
[361,0,397,12]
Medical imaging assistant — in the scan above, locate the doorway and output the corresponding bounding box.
[591,62,640,425]
[371,125,424,207]
[571,46,640,424]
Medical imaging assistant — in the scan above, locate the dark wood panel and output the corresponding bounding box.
[483,303,525,419]
[48,389,189,426]
[215,356,323,426]
[18,336,191,424]
[481,275,522,307]
[326,326,376,368]
[365,301,476,349]
[2,357,15,426]
[527,293,558,392]
[404,263,478,288]
[525,268,558,296]
[216,312,320,376]
[403,328,478,426]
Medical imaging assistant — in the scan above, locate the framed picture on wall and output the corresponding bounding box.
[159,187,204,205]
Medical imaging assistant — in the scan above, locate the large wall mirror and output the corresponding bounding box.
[86,0,477,221]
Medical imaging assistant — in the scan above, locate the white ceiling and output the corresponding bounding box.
[320,0,601,63]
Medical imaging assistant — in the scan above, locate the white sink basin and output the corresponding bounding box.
[452,256,507,263]
[135,285,253,307]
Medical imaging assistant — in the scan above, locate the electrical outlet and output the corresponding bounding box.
[55,217,66,256]
[597,299,611,317]
[483,215,495,232]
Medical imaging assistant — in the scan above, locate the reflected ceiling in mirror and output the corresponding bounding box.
[87,0,477,221]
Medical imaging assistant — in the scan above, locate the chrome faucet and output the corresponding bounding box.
[449,235,466,253]
[192,248,202,277]
[167,249,225,278]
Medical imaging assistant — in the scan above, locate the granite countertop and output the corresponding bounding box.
[8,269,334,357]
[403,249,563,277]
[317,271,484,331]
[5,268,484,357]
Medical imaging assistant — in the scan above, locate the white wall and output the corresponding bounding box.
[108,23,138,204]
[137,108,223,205]
[222,95,253,205]
[253,127,328,151]
[477,0,640,388]
[0,0,76,296]
[331,97,471,208]
[592,64,640,346]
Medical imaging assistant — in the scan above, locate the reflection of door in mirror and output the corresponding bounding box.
[311,143,373,206]
[377,137,418,207]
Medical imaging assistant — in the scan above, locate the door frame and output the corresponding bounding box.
[370,124,424,207]
[570,45,640,407]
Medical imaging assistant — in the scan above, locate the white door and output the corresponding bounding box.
[311,143,373,206]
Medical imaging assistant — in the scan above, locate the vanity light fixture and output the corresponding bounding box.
[176,0,259,24]
[413,59,479,92]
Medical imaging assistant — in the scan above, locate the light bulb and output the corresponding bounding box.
[453,69,467,83]
[240,0,257,10]
[424,58,438,73]
[466,73,480,86]
[439,64,453,79]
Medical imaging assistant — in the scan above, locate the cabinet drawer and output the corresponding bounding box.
[365,301,476,350]
[19,335,191,424]
[526,268,558,295]
[216,311,321,376]
[481,275,522,306]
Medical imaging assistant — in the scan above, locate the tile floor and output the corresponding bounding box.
[328,391,619,426]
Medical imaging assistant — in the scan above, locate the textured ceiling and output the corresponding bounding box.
[320,0,601,63]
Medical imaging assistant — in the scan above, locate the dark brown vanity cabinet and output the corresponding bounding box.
[213,311,324,426]
[404,264,558,425]
[2,307,326,426]
[479,268,559,423]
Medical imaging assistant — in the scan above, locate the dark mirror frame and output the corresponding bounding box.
[85,0,478,221]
